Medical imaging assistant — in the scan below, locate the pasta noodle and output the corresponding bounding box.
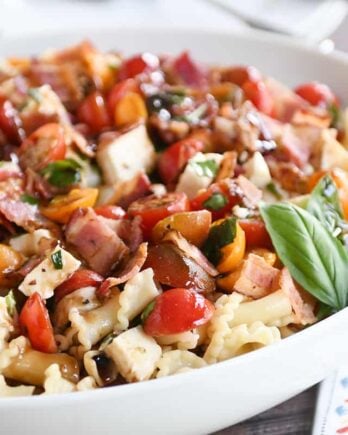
[0,296,15,352]
[0,375,34,397]
[155,330,199,350]
[156,350,207,377]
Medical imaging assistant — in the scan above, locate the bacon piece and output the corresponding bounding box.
[0,199,45,231]
[65,207,129,276]
[162,230,218,277]
[25,168,55,200]
[215,151,237,182]
[97,242,148,298]
[4,255,43,287]
[235,175,263,208]
[172,52,207,87]
[279,267,316,325]
[115,216,143,253]
[234,253,279,299]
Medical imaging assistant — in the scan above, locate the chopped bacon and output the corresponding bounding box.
[291,107,331,129]
[234,253,279,299]
[4,255,43,286]
[267,158,308,194]
[65,207,129,276]
[25,168,55,200]
[235,175,263,208]
[0,199,45,231]
[162,230,218,277]
[172,52,207,87]
[279,267,316,325]
[115,216,143,253]
[215,151,237,182]
[97,242,148,299]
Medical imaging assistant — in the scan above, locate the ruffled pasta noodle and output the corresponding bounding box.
[83,350,105,387]
[156,350,207,378]
[0,375,34,397]
[0,297,15,352]
[155,330,199,350]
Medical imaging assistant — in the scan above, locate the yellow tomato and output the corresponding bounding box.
[114,92,147,128]
[215,221,246,274]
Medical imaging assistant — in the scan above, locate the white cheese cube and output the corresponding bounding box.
[18,247,81,299]
[105,326,161,382]
[96,124,156,185]
[10,229,55,257]
[244,151,271,188]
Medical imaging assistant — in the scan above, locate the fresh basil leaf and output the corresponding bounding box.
[51,250,63,270]
[146,91,186,113]
[260,202,348,309]
[328,104,341,128]
[20,193,39,205]
[266,182,283,200]
[190,159,218,178]
[176,103,208,124]
[5,290,16,317]
[316,303,335,321]
[203,192,228,211]
[42,159,81,187]
[203,217,236,265]
[141,300,156,323]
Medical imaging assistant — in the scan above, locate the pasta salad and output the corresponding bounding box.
[0,41,346,396]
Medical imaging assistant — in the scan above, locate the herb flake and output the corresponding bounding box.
[21,193,39,205]
[51,250,63,270]
[203,217,236,265]
[41,158,81,188]
[190,159,218,178]
[203,192,228,211]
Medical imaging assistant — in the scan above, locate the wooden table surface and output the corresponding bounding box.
[215,386,318,435]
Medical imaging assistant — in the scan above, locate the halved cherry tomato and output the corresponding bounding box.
[294,82,339,108]
[143,288,214,336]
[19,292,57,353]
[173,51,206,87]
[118,53,159,81]
[41,188,98,223]
[152,210,211,246]
[144,243,215,293]
[158,137,204,185]
[77,91,111,134]
[216,221,246,273]
[94,205,126,220]
[55,269,104,303]
[128,192,190,239]
[107,79,139,116]
[18,123,66,171]
[0,96,24,144]
[221,65,261,87]
[239,219,272,249]
[114,92,147,128]
[242,80,274,116]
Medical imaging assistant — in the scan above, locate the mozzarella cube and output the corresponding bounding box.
[105,326,161,382]
[96,124,156,185]
[18,247,81,299]
[244,151,271,188]
[10,229,55,257]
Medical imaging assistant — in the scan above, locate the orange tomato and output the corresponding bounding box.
[215,221,246,274]
[114,92,147,128]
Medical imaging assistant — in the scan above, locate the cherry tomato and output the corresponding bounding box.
[19,292,57,353]
[55,269,104,303]
[107,79,139,116]
[242,80,274,116]
[158,137,204,185]
[143,288,214,336]
[18,123,66,171]
[173,51,206,87]
[0,96,24,144]
[239,219,272,249]
[118,53,159,81]
[94,205,126,220]
[294,82,339,108]
[77,91,111,134]
[144,243,215,293]
[221,65,261,87]
[128,192,190,239]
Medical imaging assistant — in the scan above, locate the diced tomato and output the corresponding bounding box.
[18,123,66,171]
[173,51,207,87]
[222,65,261,87]
[239,219,272,249]
[0,96,24,144]
[243,80,274,116]
[94,205,126,220]
[55,269,104,303]
[143,288,214,336]
[294,82,339,108]
[128,192,190,239]
[107,79,139,116]
[118,53,159,81]
[158,137,204,185]
[77,91,111,134]
[19,292,57,353]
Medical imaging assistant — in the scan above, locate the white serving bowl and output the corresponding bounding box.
[1,27,348,435]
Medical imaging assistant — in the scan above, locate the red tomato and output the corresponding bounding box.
[128,192,190,239]
[173,51,206,87]
[107,79,139,116]
[18,122,66,171]
[77,91,111,134]
[158,138,204,185]
[294,82,339,108]
[94,205,126,220]
[143,288,214,336]
[118,53,159,80]
[19,293,57,353]
[239,219,272,249]
[55,269,104,303]
[0,96,24,144]
[222,65,261,87]
[242,80,274,116]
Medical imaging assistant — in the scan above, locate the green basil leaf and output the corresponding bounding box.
[203,217,236,265]
[328,104,341,128]
[176,103,208,124]
[203,192,228,211]
[20,193,39,205]
[190,159,218,178]
[5,290,16,317]
[42,158,81,187]
[260,202,348,309]
[51,250,63,270]
[265,182,283,200]
[141,300,156,323]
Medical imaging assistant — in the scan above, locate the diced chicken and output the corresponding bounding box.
[105,326,161,382]
[244,151,271,188]
[18,246,81,299]
[96,125,156,185]
[176,152,223,199]
[234,253,279,299]
[9,229,55,257]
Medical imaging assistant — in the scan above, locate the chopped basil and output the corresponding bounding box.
[51,250,63,270]
[20,193,39,205]
[265,182,283,200]
[203,217,237,265]
[146,91,186,113]
[141,300,156,323]
[177,103,208,124]
[260,202,348,310]
[5,290,16,317]
[328,104,341,128]
[190,159,218,178]
[203,192,228,211]
[28,88,42,103]
[41,159,81,188]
